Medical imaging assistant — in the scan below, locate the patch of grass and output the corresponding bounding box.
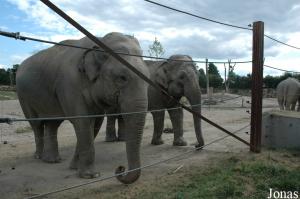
[15,126,32,134]
[130,152,300,199]
[0,91,17,100]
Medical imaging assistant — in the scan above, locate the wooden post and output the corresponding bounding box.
[224,63,227,92]
[205,58,209,96]
[250,21,264,153]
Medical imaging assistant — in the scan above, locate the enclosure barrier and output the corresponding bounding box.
[0,0,299,198]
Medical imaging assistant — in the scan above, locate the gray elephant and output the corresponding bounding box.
[106,55,204,147]
[16,32,149,183]
[276,77,300,111]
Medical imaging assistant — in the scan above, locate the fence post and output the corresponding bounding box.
[250,21,264,153]
[205,58,209,96]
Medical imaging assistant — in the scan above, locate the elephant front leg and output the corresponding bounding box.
[42,120,62,163]
[105,116,118,142]
[94,117,104,138]
[73,119,99,178]
[151,111,165,145]
[168,108,187,146]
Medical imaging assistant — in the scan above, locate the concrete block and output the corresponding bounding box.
[262,110,300,149]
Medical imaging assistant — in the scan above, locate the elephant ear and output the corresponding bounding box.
[78,46,108,82]
[155,62,168,89]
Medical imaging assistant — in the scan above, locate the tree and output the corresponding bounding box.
[0,64,20,85]
[0,68,10,85]
[148,37,165,58]
[10,64,19,85]
[224,59,236,92]
[208,63,223,88]
[230,73,251,89]
[198,68,206,88]
[264,75,280,88]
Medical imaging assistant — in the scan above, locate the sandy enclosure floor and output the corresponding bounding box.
[0,94,278,199]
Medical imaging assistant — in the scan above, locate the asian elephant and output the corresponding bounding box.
[276,77,300,111]
[16,32,149,184]
[105,55,204,147]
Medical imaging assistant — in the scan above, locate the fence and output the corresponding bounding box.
[0,0,300,198]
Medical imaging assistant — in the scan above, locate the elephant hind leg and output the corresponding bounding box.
[42,120,63,163]
[21,105,44,159]
[291,103,296,111]
[29,121,44,159]
[277,97,284,110]
[105,116,118,142]
[151,111,165,145]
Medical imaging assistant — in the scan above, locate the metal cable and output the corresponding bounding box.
[144,0,252,31]
[0,30,252,64]
[1,107,181,123]
[265,34,300,50]
[264,64,300,74]
[26,123,250,199]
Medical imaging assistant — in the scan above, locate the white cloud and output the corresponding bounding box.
[10,54,31,64]
[7,0,73,33]
[0,26,8,30]
[4,0,300,76]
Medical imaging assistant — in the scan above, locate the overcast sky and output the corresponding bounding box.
[1,0,300,77]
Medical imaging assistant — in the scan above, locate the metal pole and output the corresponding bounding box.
[224,63,227,92]
[205,58,209,96]
[250,21,264,153]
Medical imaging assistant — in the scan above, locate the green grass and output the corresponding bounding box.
[131,151,300,199]
[15,126,32,134]
[0,91,17,100]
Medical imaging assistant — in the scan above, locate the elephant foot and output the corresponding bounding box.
[105,135,118,142]
[195,140,205,150]
[173,137,187,146]
[69,159,78,170]
[78,169,100,179]
[34,151,42,159]
[117,135,125,142]
[42,153,61,163]
[151,138,164,145]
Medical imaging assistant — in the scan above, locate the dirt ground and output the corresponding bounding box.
[0,93,278,199]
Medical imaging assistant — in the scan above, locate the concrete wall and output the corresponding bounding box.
[262,110,300,149]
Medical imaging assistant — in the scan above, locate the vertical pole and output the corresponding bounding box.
[224,63,227,92]
[250,21,264,153]
[205,58,209,96]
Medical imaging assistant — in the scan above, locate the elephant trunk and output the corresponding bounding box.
[115,98,147,184]
[184,79,204,147]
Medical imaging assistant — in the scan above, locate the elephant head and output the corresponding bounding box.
[154,55,204,146]
[79,32,149,183]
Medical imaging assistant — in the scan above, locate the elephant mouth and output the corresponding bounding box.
[101,91,120,109]
[98,98,112,109]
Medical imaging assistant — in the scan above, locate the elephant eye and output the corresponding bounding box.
[177,82,183,88]
[119,75,127,82]
[163,68,167,74]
